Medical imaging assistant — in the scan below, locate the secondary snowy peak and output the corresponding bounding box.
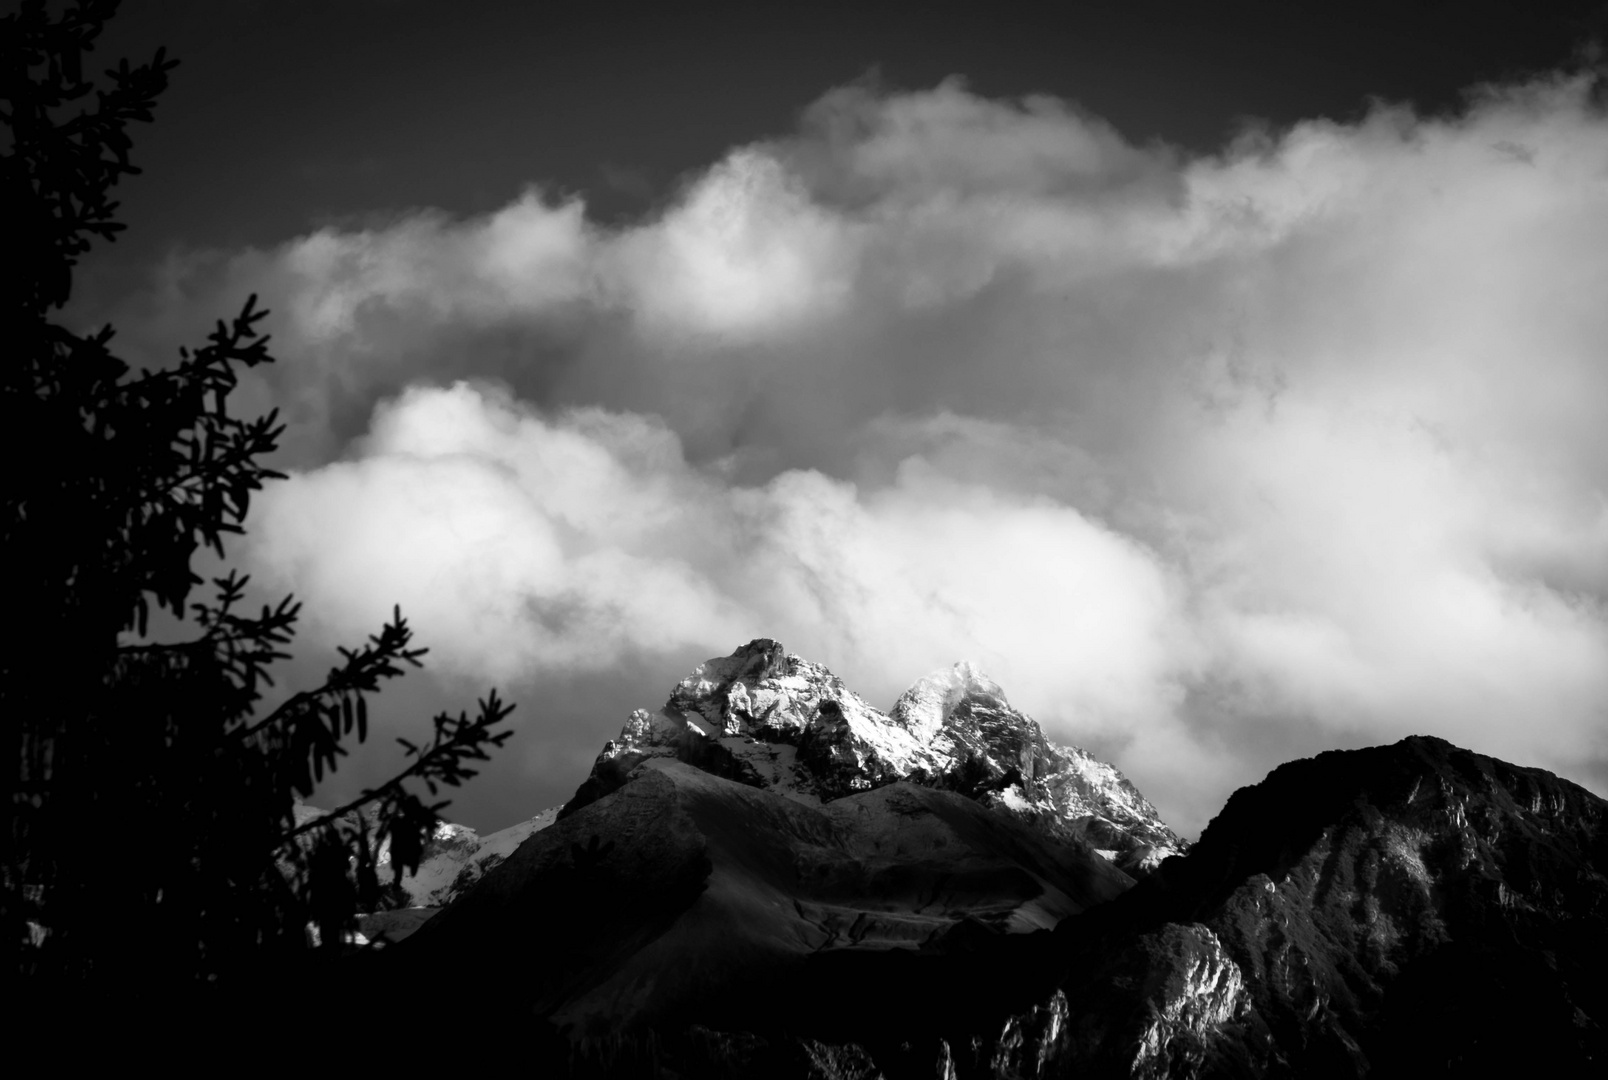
[290,800,561,911]
[567,640,1184,873]
[889,660,1006,745]
[893,660,1182,872]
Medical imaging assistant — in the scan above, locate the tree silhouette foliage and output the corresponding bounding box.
[1,0,513,999]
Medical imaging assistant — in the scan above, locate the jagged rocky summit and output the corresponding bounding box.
[562,638,1183,875]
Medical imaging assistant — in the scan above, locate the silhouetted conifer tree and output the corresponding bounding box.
[1,0,513,1012]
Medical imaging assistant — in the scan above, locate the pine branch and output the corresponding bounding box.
[277,691,516,875]
[237,605,424,743]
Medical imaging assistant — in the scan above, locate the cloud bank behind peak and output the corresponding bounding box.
[126,74,1608,833]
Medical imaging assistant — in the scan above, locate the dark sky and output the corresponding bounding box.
[83,0,1608,284]
[53,0,1608,836]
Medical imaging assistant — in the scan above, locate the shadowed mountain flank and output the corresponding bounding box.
[404,756,1132,1041]
[955,736,1608,1079]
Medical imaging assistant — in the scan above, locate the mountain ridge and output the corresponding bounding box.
[341,647,1607,1079]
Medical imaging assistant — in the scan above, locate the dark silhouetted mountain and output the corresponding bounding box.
[357,655,1604,1079]
[402,757,1131,1045]
[939,734,1608,1078]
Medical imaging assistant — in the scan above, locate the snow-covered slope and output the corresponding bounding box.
[564,639,1184,874]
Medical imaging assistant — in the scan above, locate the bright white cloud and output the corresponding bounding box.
[144,70,1608,834]
[607,149,860,337]
[245,381,1182,720]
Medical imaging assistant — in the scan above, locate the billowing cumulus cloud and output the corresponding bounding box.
[243,381,1185,724]
[132,73,1608,834]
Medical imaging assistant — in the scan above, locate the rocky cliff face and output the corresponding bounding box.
[562,639,1182,875]
[891,661,1180,873]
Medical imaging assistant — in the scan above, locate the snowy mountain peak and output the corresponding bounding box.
[890,660,1009,744]
[567,640,1186,873]
[670,637,791,719]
